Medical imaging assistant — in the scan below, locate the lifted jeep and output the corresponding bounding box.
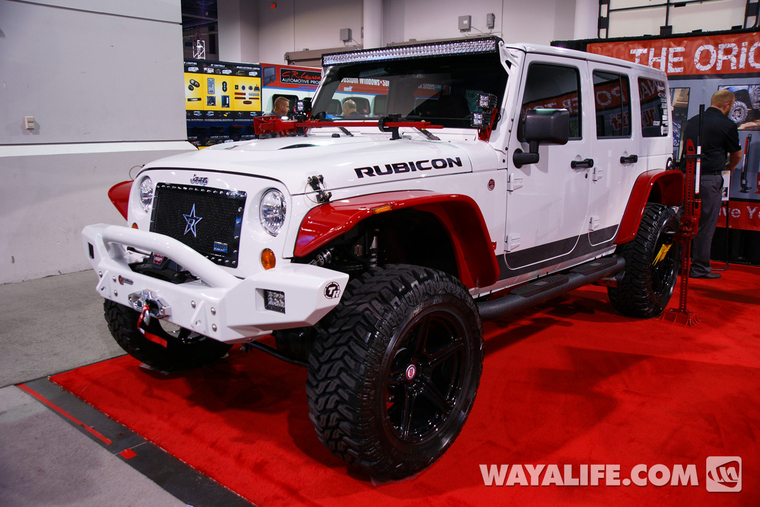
[83,37,683,480]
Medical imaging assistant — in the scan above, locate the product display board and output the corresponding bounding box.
[184,60,262,121]
[587,30,760,232]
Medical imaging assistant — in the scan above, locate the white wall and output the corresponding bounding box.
[0,0,195,284]
[230,0,751,64]
[607,0,747,38]
[218,0,260,63]
[254,0,363,64]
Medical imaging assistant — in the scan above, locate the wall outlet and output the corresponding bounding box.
[458,15,471,31]
[486,13,495,29]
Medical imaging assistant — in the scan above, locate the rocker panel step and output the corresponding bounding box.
[477,256,625,321]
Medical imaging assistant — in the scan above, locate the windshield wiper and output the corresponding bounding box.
[416,127,440,141]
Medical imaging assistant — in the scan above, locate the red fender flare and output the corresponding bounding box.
[294,191,499,288]
[108,181,133,220]
[616,169,684,245]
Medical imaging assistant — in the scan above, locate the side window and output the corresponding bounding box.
[522,63,582,139]
[593,71,631,138]
[639,78,669,137]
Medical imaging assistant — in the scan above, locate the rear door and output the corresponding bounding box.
[585,63,637,247]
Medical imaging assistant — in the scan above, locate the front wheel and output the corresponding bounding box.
[306,265,483,480]
[608,203,680,318]
[104,300,232,372]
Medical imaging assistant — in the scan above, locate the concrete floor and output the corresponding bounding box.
[0,270,252,506]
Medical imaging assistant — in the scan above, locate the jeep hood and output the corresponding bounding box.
[142,134,479,195]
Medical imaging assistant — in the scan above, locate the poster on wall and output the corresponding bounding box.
[719,84,760,130]
[589,31,760,231]
[184,59,262,121]
[259,64,321,113]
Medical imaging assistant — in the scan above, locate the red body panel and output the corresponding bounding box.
[108,181,132,220]
[295,191,499,288]
[616,170,684,244]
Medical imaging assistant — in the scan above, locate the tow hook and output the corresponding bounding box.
[128,290,171,320]
[128,290,171,347]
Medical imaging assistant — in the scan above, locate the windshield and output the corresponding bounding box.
[312,53,508,128]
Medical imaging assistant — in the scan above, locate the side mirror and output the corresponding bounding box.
[513,109,570,167]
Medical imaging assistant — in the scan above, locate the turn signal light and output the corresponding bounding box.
[131,223,139,229]
[372,205,393,214]
[261,248,276,270]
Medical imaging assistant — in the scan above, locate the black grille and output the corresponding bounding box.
[150,183,246,268]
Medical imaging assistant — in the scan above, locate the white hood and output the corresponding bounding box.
[142,132,475,195]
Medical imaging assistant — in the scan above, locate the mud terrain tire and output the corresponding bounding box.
[609,203,680,318]
[306,265,483,480]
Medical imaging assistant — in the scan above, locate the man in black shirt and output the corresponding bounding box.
[681,90,742,279]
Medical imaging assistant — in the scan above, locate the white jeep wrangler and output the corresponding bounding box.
[83,37,683,480]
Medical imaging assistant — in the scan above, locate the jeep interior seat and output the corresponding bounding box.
[373,95,387,116]
[413,97,439,117]
[437,94,470,118]
[327,99,342,115]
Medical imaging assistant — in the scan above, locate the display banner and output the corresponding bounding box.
[587,31,760,232]
[261,64,322,90]
[588,33,760,77]
[720,200,760,229]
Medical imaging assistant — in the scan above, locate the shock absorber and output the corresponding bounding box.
[309,248,333,267]
[369,231,379,268]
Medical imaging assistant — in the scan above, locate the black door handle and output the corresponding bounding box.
[571,158,594,169]
[620,154,638,164]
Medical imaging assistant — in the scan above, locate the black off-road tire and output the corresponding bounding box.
[104,300,232,372]
[608,203,680,318]
[306,265,483,480]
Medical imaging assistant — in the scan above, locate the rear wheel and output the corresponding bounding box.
[104,300,231,372]
[609,203,680,318]
[306,265,483,480]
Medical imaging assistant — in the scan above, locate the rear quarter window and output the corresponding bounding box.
[639,78,669,138]
[593,71,631,138]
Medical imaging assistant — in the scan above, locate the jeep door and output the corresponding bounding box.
[585,64,638,248]
[503,56,592,274]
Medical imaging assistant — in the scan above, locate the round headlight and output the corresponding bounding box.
[139,176,153,213]
[260,189,286,236]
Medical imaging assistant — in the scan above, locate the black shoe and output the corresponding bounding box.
[689,272,721,279]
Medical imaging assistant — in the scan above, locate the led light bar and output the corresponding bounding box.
[322,37,499,66]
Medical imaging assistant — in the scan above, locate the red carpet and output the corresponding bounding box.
[52,264,760,506]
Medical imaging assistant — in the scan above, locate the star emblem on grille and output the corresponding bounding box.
[183,204,203,237]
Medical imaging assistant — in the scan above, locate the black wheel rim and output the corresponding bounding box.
[652,225,678,298]
[383,308,467,444]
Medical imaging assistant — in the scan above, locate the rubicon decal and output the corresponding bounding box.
[354,157,463,178]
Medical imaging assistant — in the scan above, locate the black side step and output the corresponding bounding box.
[477,256,625,321]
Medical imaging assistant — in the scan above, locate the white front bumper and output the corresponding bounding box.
[82,224,349,343]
